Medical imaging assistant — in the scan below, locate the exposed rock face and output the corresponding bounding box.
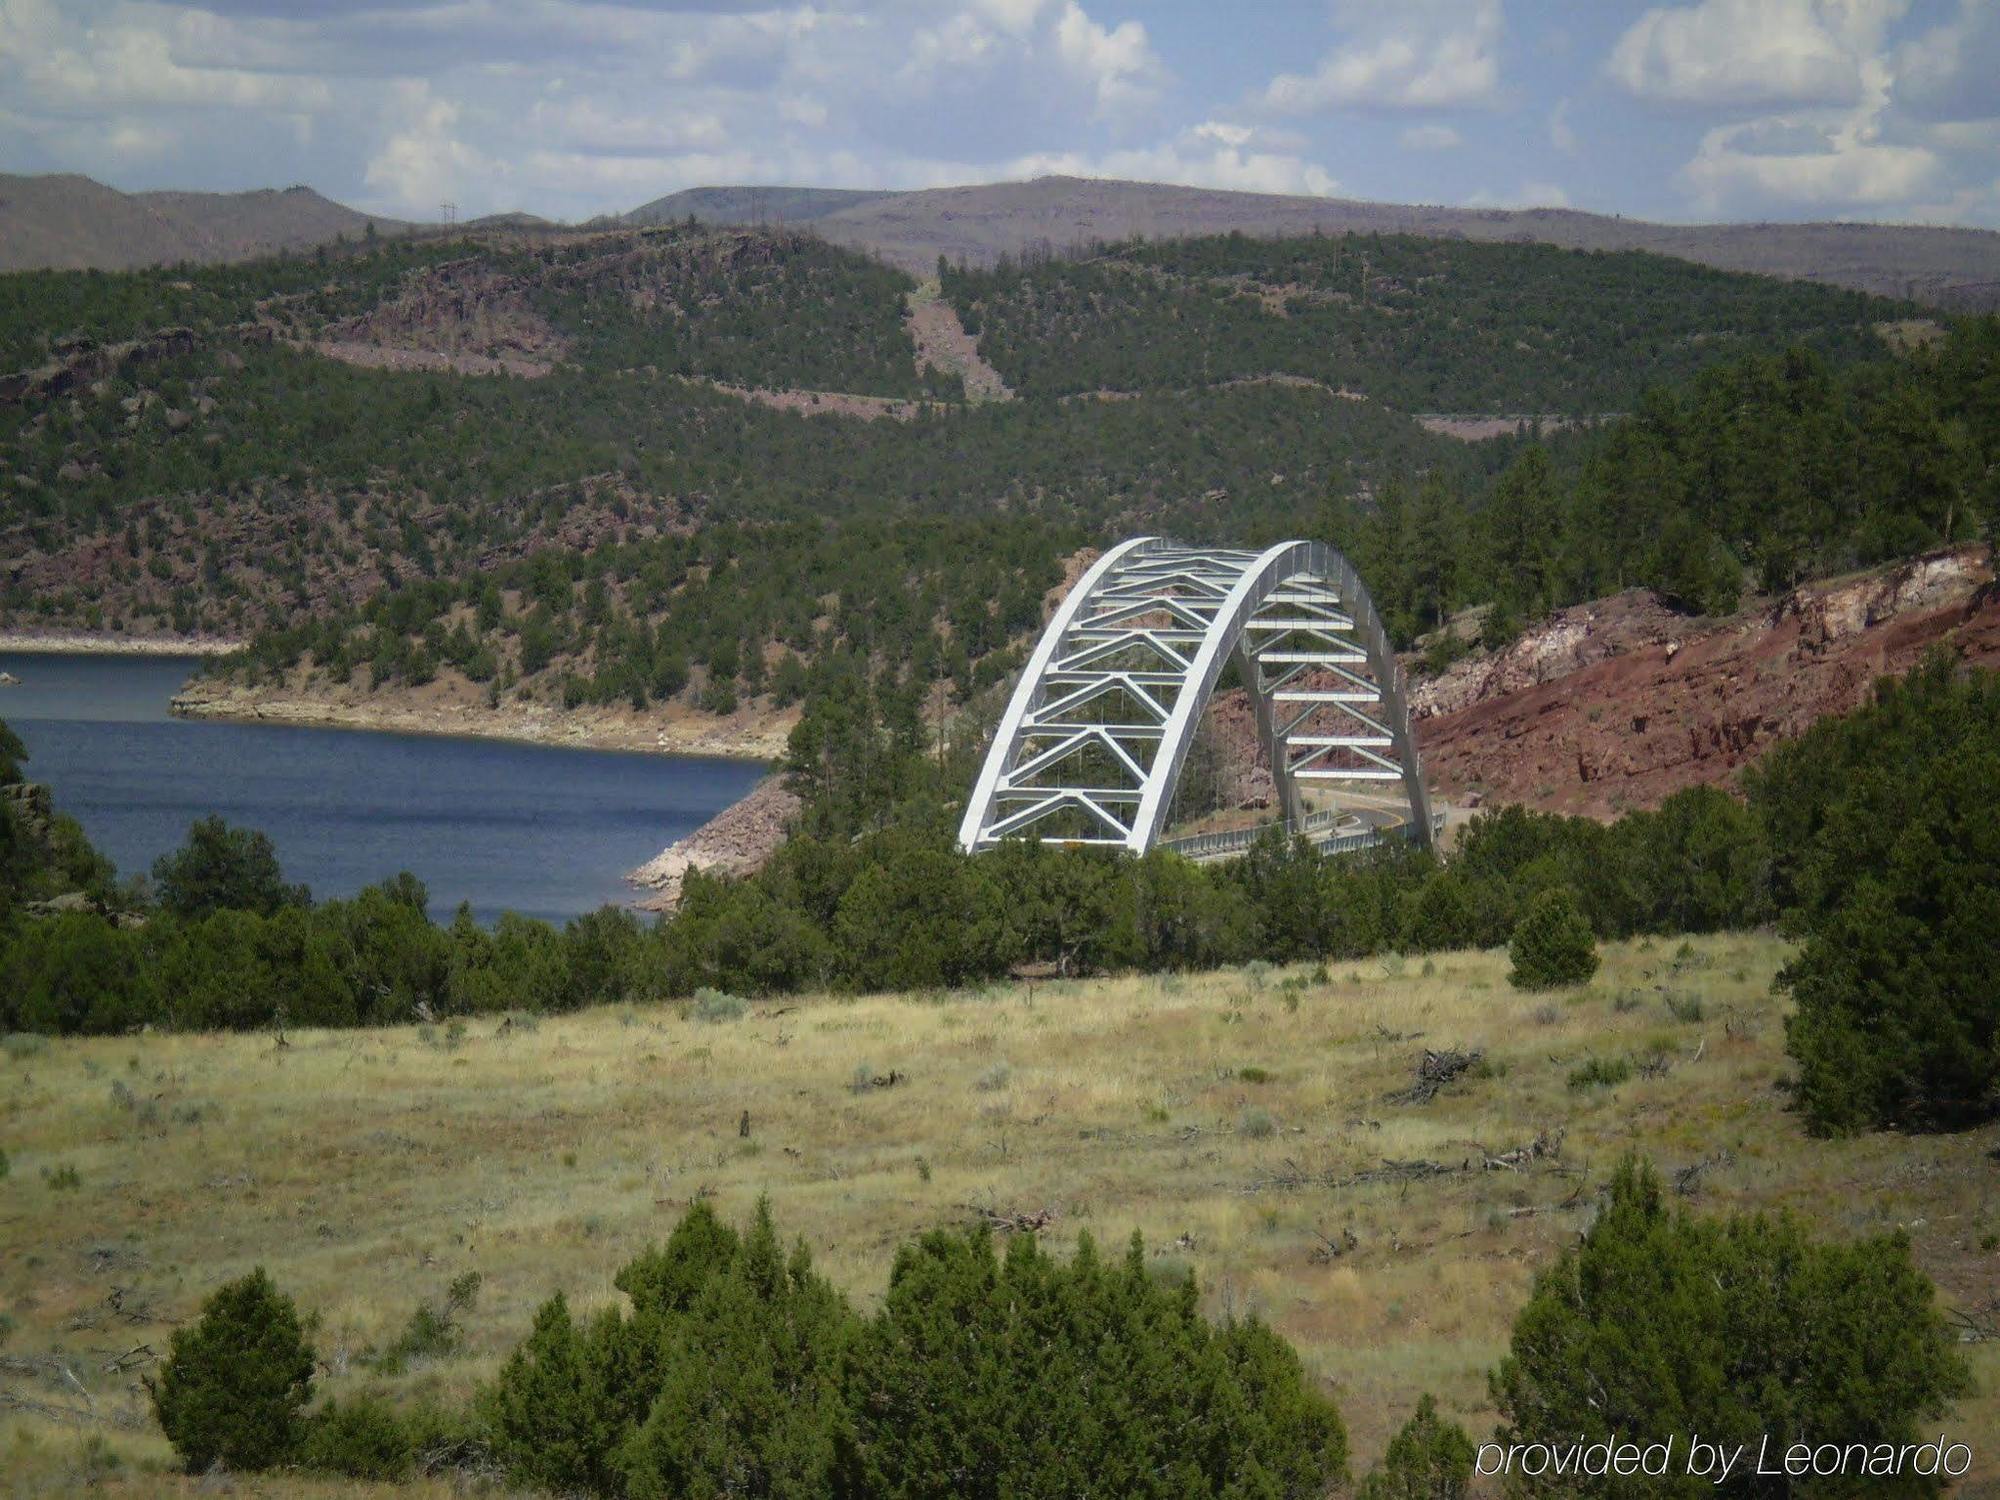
[0,326,197,405]
[317,254,568,376]
[1200,688,1275,811]
[1411,590,1686,720]
[628,776,802,911]
[1416,547,1997,819]
[2,781,54,843]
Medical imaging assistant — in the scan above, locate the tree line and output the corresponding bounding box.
[9,648,1997,1135]
[1342,320,2000,644]
[150,1174,1971,1495]
[214,513,1065,717]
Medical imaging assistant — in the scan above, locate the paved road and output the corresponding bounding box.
[1160,791,1427,862]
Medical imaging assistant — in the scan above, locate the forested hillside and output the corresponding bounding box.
[941,233,1904,411]
[1344,322,2000,642]
[2,222,1996,730]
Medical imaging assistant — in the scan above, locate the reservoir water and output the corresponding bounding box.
[0,652,765,924]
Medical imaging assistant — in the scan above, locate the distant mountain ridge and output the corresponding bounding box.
[0,173,419,273]
[6,170,1999,309]
[616,185,896,228]
[786,177,2000,309]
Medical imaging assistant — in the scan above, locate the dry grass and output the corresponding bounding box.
[4,931,1996,1496]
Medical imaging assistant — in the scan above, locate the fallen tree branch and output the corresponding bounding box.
[1945,1299,1998,1343]
[1308,1225,1359,1264]
[1386,1048,1483,1105]
[1674,1149,1733,1197]
[1243,1129,1567,1196]
[1480,1128,1566,1171]
[960,1204,1057,1234]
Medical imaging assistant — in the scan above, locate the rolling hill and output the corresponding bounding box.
[1,215,1993,802]
[0,173,417,273]
[616,184,896,228]
[794,176,2000,310]
[8,171,2000,311]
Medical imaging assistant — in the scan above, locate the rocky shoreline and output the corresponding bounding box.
[626,776,802,911]
[0,629,244,656]
[168,678,794,761]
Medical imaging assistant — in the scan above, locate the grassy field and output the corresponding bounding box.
[4,930,1996,1496]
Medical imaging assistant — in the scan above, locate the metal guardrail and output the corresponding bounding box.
[1158,809,1443,862]
[1156,807,1348,860]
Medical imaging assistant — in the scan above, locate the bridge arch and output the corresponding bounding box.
[958,537,1433,856]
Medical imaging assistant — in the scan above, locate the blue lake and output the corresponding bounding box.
[0,652,765,924]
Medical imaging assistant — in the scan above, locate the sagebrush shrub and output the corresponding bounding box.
[303,1393,412,1481]
[691,987,747,1023]
[1566,1056,1632,1091]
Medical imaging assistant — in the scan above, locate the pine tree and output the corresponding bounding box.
[1507,886,1597,989]
[1357,1394,1475,1500]
[149,1268,316,1473]
[1491,1159,1971,1498]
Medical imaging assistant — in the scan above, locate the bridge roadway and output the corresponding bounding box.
[1156,791,1433,863]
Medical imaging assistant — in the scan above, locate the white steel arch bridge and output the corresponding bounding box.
[957,537,1434,859]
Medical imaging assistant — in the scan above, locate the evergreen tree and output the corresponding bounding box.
[1780,741,2000,1132]
[481,1293,629,1495]
[834,1226,1346,1498]
[150,1268,316,1473]
[152,814,308,919]
[617,1203,854,1499]
[1490,1159,1971,1498]
[1506,886,1598,989]
[1357,1394,1475,1500]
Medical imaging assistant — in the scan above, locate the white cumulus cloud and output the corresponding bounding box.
[1680,113,1941,211]
[1052,1,1166,116]
[364,82,502,216]
[1261,0,1503,113]
[1607,0,1906,108]
[1401,123,1463,149]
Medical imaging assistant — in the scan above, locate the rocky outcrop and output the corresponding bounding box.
[628,776,802,911]
[1416,547,1998,819]
[1411,590,1687,720]
[315,254,568,376]
[2,780,53,843]
[0,326,197,406]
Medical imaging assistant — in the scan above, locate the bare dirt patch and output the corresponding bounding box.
[905,284,1012,401]
[312,339,552,378]
[1415,413,1595,442]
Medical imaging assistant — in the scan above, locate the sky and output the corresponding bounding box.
[2,0,1997,228]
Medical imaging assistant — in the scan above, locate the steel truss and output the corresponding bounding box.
[958,537,1433,855]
